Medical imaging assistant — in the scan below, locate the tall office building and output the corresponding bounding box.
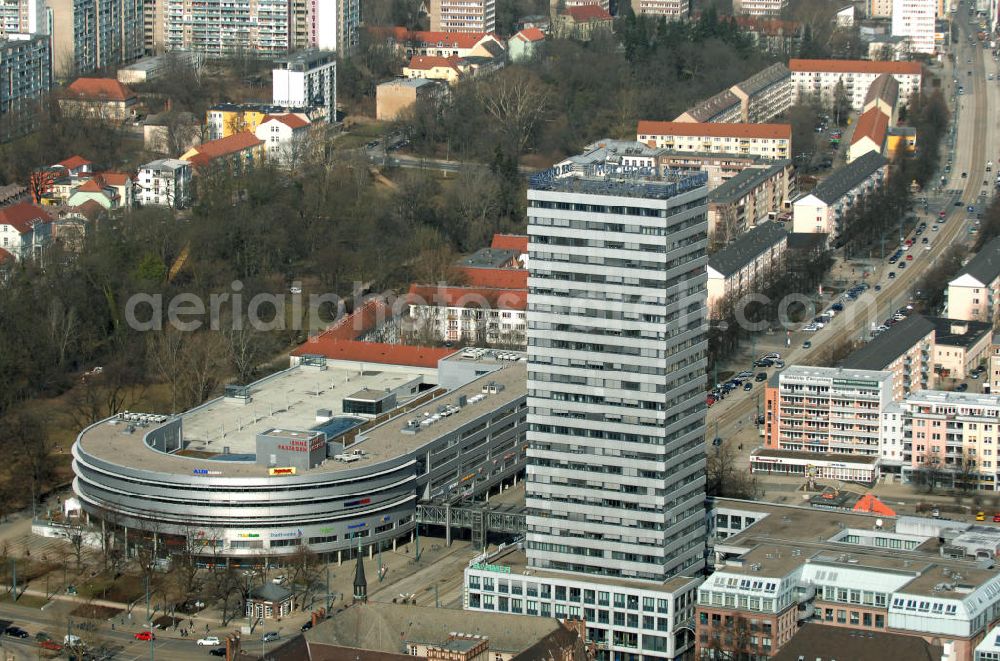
[163,0,289,57]
[0,0,45,36]
[524,150,710,582]
[430,0,495,33]
[48,0,144,77]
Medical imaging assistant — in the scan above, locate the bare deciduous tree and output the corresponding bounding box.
[475,69,550,155]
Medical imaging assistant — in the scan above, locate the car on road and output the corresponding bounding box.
[39,640,62,651]
[754,358,774,368]
[976,510,986,521]
[301,622,313,632]
[831,303,844,312]
[898,262,906,269]
[957,383,970,392]
[5,627,28,639]
[64,634,82,647]
[939,210,947,218]
[135,631,155,641]
[762,352,781,360]
[922,237,930,243]
[209,648,227,657]
[993,513,1000,523]
[888,271,896,279]
[932,224,939,231]
[743,382,752,392]
[262,632,280,642]
[198,637,221,647]
[906,254,914,261]
[803,341,812,349]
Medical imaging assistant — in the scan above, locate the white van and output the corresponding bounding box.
[64,634,82,646]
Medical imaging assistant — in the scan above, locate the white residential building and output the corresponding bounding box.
[706,221,788,314]
[630,0,690,18]
[430,0,495,33]
[255,114,311,167]
[946,237,1000,324]
[136,159,191,208]
[272,50,336,121]
[789,59,922,109]
[792,151,888,238]
[0,202,51,259]
[637,121,792,160]
[0,0,44,36]
[406,284,527,348]
[732,0,788,17]
[892,0,936,54]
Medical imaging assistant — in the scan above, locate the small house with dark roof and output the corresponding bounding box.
[247,582,294,620]
[947,236,1000,324]
[839,313,936,398]
[791,151,888,239]
[706,222,787,315]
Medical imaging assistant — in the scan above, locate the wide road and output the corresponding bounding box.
[707,22,993,452]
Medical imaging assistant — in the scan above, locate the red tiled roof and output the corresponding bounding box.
[74,200,106,222]
[100,172,132,186]
[262,114,310,129]
[320,299,392,342]
[563,5,613,21]
[0,202,51,234]
[291,338,455,368]
[789,59,922,75]
[515,27,546,42]
[75,178,107,193]
[191,132,264,160]
[853,493,896,516]
[637,121,792,141]
[374,27,490,50]
[57,155,92,170]
[491,234,528,252]
[851,107,890,146]
[407,284,527,311]
[407,55,462,72]
[0,247,12,263]
[65,78,136,102]
[460,267,528,289]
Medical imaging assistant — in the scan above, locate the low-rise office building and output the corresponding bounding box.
[929,317,992,380]
[376,78,444,122]
[707,222,787,315]
[630,0,689,18]
[702,499,1000,661]
[947,237,1000,324]
[792,152,889,239]
[637,121,791,160]
[732,0,788,16]
[707,161,792,244]
[789,59,922,109]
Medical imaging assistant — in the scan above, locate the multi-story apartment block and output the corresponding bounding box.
[868,0,894,17]
[406,284,527,348]
[430,0,495,33]
[892,0,936,54]
[733,0,788,17]
[676,64,791,125]
[0,34,51,136]
[630,0,689,18]
[840,313,936,401]
[947,237,1000,324]
[792,151,888,239]
[707,161,792,244]
[756,366,895,482]
[702,499,1000,661]
[637,121,791,160]
[463,146,711,660]
[789,59,922,110]
[931,317,992,380]
[163,0,289,57]
[707,221,787,315]
[900,391,1000,490]
[136,158,191,208]
[272,50,336,121]
[0,0,44,36]
[49,0,144,78]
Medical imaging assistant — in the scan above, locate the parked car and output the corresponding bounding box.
[803,341,812,349]
[209,648,227,657]
[300,622,313,632]
[262,632,280,642]
[5,627,29,639]
[198,637,221,647]
[755,372,768,382]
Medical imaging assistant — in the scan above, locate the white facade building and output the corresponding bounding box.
[254,114,311,166]
[0,202,51,260]
[637,121,792,160]
[792,152,888,238]
[430,0,496,32]
[272,50,336,121]
[136,159,191,208]
[892,0,936,54]
[789,59,923,109]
